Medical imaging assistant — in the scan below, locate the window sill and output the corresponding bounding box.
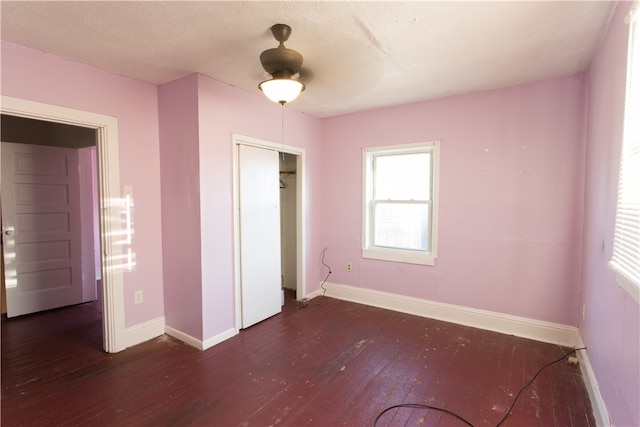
[362,248,435,266]
[608,262,640,303]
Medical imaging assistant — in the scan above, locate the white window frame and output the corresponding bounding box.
[362,141,440,266]
[609,0,640,303]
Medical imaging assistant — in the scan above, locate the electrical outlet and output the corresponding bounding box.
[134,290,143,304]
[346,262,352,272]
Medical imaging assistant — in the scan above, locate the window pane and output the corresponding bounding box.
[374,153,430,200]
[611,11,640,289]
[373,202,429,250]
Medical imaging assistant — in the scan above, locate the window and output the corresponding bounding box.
[610,1,640,302]
[362,142,439,265]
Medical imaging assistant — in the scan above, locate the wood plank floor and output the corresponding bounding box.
[2,291,594,426]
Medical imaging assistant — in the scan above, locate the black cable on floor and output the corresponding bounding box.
[373,403,474,427]
[372,347,587,427]
[494,347,587,427]
[320,247,332,296]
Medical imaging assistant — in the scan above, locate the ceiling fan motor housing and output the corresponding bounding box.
[260,24,304,78]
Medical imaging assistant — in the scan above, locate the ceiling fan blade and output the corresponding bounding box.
[297,67,314,84]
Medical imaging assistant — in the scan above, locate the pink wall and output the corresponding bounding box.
[158,75,204,338]
[322,76,586,325]
[157,74,323,341]
[195,75,323,339]
[581,2,640,425]
[1,41,165,328]
[1,39,324,343]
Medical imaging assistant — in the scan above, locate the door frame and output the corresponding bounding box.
[232,133,306,333]
[1,96,126,353]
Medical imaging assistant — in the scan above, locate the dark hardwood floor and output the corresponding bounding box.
[2,291,594,426]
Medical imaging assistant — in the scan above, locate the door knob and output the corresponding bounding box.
[5,230,14,236]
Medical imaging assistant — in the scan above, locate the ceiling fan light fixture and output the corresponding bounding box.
[259,77,305,105]
[258,24,307,105]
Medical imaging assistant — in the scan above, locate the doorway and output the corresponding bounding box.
[279,152,297,298]
[0,96,126,352]
[232,134,306,332]
[1,115,99,317]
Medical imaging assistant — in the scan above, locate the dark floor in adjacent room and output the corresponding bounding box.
[1,291,594,426]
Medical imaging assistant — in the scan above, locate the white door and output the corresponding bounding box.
[2,142,83,317]
[238,144,282,328]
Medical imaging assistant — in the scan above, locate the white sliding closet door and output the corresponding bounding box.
[238,144,282,328]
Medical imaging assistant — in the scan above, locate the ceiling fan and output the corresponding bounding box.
[258,24,306,105]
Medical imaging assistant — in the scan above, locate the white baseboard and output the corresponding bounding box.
[576,336,611,426]
[165,326,202,349]
[202,328,236,350]
[124,316,165,348]
[305,288,324,300]
[323,282,579,347]
[165,325,236,351]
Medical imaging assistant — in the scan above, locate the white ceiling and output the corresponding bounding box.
[1,1,617,118]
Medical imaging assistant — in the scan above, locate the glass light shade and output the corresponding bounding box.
[259,78,305,104]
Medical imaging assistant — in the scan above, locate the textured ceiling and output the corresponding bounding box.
[1,1,617,118]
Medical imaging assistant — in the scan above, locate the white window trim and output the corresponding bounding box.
[610,268,640,303]
[362,141,440,266]
[609,0,640,303]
